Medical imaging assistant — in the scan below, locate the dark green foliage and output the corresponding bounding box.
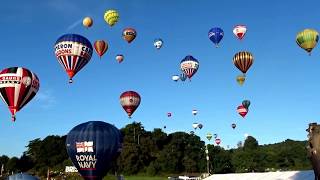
[0,123,312,177]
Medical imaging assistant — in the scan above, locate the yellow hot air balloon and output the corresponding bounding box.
[104,10,119,27]
[236,75,245,86]
[82,17,93,28]
[296,29,319,55]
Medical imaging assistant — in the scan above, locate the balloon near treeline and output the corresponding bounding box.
[0,67,40,122]
[94,40,108,58]
[54,34,93,83]
[82,17,93,28]
[120,91,141,118]
[206,133,213,141]
[104,9,119,27]
[215,138,221,145]
[66,121,123,180]
[296,29,319,55]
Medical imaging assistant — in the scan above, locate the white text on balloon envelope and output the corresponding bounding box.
[76,155,97,169]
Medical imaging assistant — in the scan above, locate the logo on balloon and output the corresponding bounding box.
[75,141,97,169]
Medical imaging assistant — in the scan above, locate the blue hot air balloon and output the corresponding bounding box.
[66,121,123,180]
[208,27,224,47]
[180,73,187,82]
[9,173,40,180]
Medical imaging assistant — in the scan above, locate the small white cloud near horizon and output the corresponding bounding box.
[35,90,57,108]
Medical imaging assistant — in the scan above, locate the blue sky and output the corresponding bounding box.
[0,0,319,157]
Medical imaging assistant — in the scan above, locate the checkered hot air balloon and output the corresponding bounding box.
[0,67,40,122]
[120,91,141,118]
[180,55,199,80]
[237,105,248,118]
[54,34,93,83]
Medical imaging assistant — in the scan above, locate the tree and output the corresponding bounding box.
[243,136,258,150]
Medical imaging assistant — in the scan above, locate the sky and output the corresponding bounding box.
[0,0,320,157]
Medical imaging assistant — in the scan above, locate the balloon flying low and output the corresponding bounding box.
[215,138,221,145]
[206,133,213,141]
[120,91,141,118]
[66,121,123,180]
[0,67,40,122]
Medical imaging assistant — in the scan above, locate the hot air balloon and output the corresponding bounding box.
[167,112,172,117]
[192,109,198,116]
[172,75,180,82]
[66,121,123,180]
[9,173,40,180]
[116,54,124,63]
[198,124,203,129]
[296,29,319,55]
[83,17,93,28]
[94,40,108,58]
[214,134,218,139]
[0,67,40,122]
[208,27,224,47]
[237,105,248,118]
[215,138,221,145]
[232,123,236,129]
[54,34,93,83]
[154,38,163,49]
[122,28,137,43]
[233,51,254,76]
[192,123,199,130]
[164,125,166,129]
[104,10,119,27]
[120,91,141,118]
[233,25,247,40]
[190,131,195,135]
[180,73,187,82]
[206,133,212,141]
[236,75,246,86]
[180,55,199,80]
[242,100,251,110]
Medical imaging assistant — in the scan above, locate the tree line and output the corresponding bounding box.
[0,122,312,178]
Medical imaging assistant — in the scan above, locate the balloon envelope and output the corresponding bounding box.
[54,34,93,83]
[296,29,319,55]
[94,40,108,58]
[122,28,137,43]
[192,123,199,129]
[215,138,221,145]
[192,109,198,115]
[198,124,203,129]
[233,51,254,75]
[172,75,180,82]
[237,105,248,118]
[120,91,141,118]
[116,54,124,63]
[232,123,236,129]
[154,38,163,49]
[66,121,123,180]
[236,75,246,85]
[83,17,93,28]
[0,67,40,121]
[180,73,187,82]
[180,55,199,80]
[208,27,224,47]
[104,10,119,27]
[233,25,247,40]
[206,133,212,141]
[242,100,251,109]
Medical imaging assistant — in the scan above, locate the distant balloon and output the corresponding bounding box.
[192,109,198,116]
[236,75,246,86]
[233,25,247,40]
[164,125,166,129]
[0,67,40,121]
[172,75,180,82]
[94,40,108,58]
[237,105,248,118]
[116,54,124,63]
[296,29,319,55]
[206,133,213,141]
[180,73,187,82]
[167,112,172,117]
[104,10,119,27]
[54,34,93,83]
[242,100,251,109]
[214,134,218,139]
[180,55,199,80]
[192,123,199,130]
[208,27,224,47]
[120,91,141,118]
[190,131,195,135]
[232,123,236,129]
[154,38,163,49]
[233,51,254,75]
[215,138,221,145]
[198,124,203,129]
[66,121,123,180]
[122,28,137,43]
[83,17,93,28]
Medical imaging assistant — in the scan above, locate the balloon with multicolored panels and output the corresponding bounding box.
[233,51,254,75]
[180,55,199,80]
[0,67,40,121]
[122,28,137,43]
[233,25,247,40]
[296,29,319,55]
[104,9,119,27]
[54,34,93,83]
[237,105,248,118]
[120,91,141,118]
[206,133,213,141]
[208,27,224,47]
[66,121,123,180]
